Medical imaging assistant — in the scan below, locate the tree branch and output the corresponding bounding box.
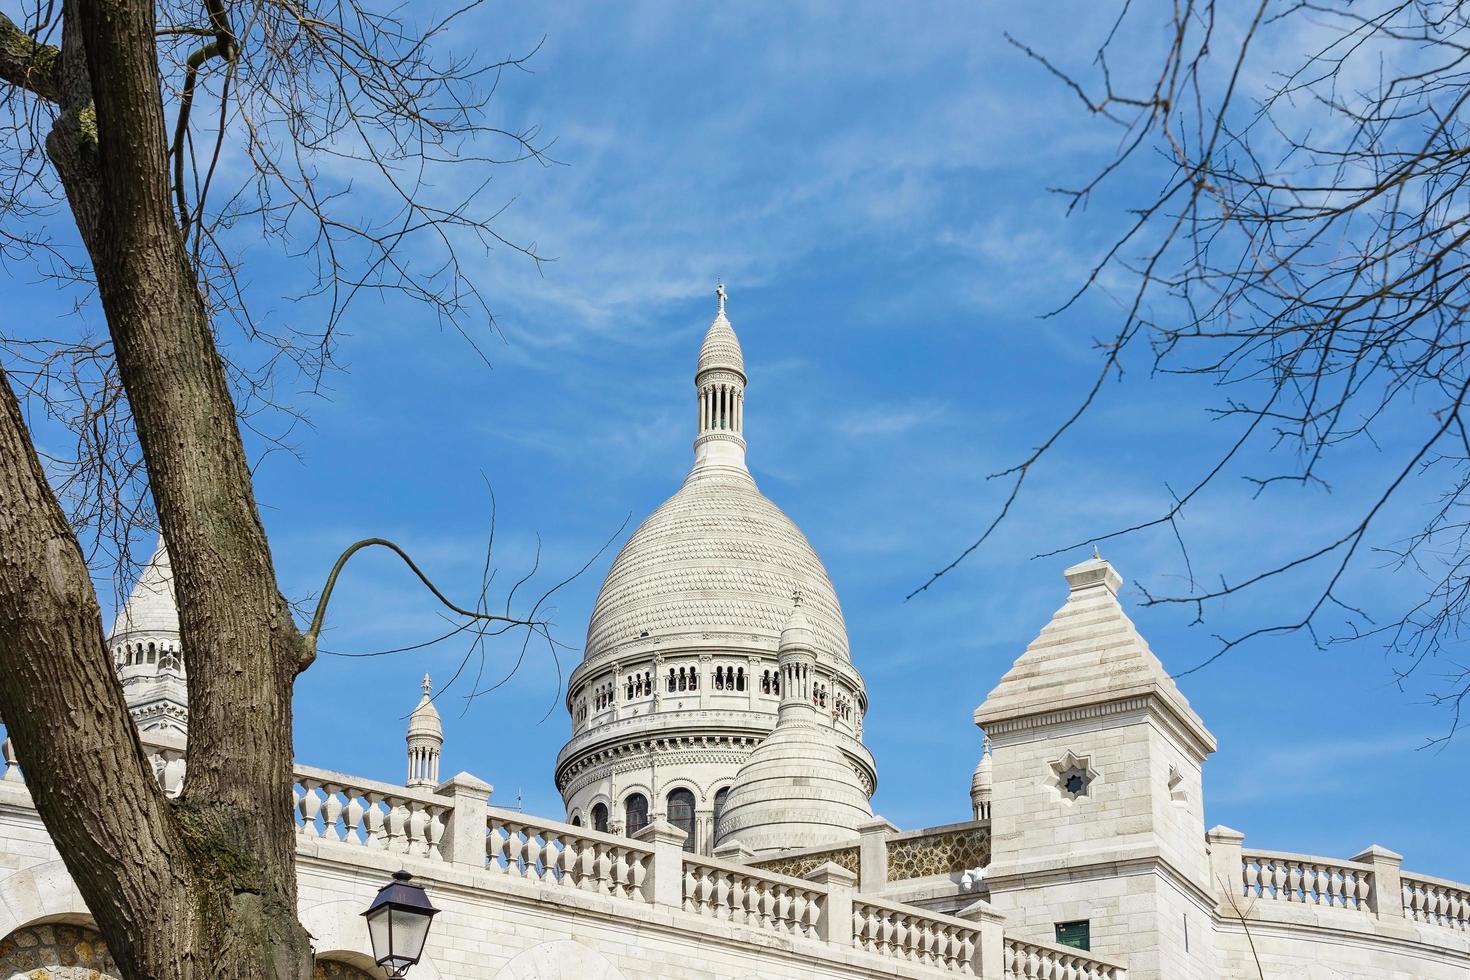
[0,10,62,102]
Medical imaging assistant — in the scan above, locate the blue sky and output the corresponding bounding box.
[7,3,1467,881]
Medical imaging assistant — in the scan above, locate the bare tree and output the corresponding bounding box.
[0,0,558,977]
[917,1,1470,734]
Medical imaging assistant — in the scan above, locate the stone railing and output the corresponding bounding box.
[682,853,824,939]
[1001,935,1127,980]
[886,821,992,883]
[851,894,984,974]
[1239,848,1375,912]
[1403,872,1470,932]
[751,842,860,881]
[293,765,451,860]
[1208,825,1470,936]
[485,806,651,903]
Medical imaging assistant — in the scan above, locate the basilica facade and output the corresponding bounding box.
[2,294,1469,979]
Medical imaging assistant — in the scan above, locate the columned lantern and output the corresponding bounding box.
[362,870,438,977]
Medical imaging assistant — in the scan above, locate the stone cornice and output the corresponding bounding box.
[987,844,1216,911]
[979,693,1215,761]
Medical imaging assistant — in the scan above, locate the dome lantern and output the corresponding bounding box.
[406,674,443,789]
[693,283,748,472]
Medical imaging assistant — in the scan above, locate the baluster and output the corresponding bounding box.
[784,886,802,935]
[342,790,365,845]
[629,849,649,902]
[806,890,822,939]
[298,779,323,838]
[505,825,525,877]
[426,805,445,861]
[364,793,387,849]
[319,784,344,842]
[702,869,720,916]
[386,799,410,853]
[523,829,544,881]
[892,913,909,958]
[1,737,20,782]
[612,845,630,900]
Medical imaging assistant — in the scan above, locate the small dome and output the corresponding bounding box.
[697,310,745,379]
[715,712,872,854]
[408,674,442,740]
[780,603,814,649]
[110,536,179,639]
[970,748,992,797]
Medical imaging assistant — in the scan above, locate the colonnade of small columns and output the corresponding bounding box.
[698,381,743,436]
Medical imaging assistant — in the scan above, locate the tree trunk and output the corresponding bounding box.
[0,0,313,976]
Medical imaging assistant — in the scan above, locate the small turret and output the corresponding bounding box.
[692,283,749,473]
[407,674,443,789]
[715,600,873,854]
[109,536,188,736]
[970,736,992,820]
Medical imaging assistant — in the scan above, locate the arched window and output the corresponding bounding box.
[689,666,698,690]
[624,793,649,837]
[762,670,771,694]
[592,802,609,833]
[667,788,696,853]
[147,641,157,664]
[678,667,687,691]
[736,667,746,691]
[667,668,676,692]
[570,813,582,827]
[714,668,724,691]
[713,786,730,843]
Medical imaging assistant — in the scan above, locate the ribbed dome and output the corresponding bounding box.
[583,464,850,663]
[715,714,872,853]
[110,537,179,639]
[715,606,871,854]
[408,674,443,739]
[697,310,745,378]
[970,749,992,796]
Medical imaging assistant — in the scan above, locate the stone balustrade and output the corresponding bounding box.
[851,894,984,974]
[485,806,651,902]
[1403,872,1470,931]
[293,764,451,860]
[0,737,1124,979]
[1240,848,1376,912]
[681,853,824,939]
[1000,935,1127,980]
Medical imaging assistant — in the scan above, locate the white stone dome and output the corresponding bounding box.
[110,536,179,639]
[696,308,745,378]
[715,606,872,854]
[583,463,851,665]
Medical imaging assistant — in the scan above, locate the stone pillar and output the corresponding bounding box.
[713,838,754,863]
[634,817,688,908]
[857,816,897,892]
[1351,844,1405,919]
[1205,825,1245,914]
[805,861,856,945]
[436,772,493,866]
[958,898,1007,980]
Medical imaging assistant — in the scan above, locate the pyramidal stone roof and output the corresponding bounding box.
[110,536,180,639]
[974,555,1215,756]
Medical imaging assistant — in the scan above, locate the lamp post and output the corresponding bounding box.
[362,870,439,978]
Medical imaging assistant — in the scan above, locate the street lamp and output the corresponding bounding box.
[362,870,439,978]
